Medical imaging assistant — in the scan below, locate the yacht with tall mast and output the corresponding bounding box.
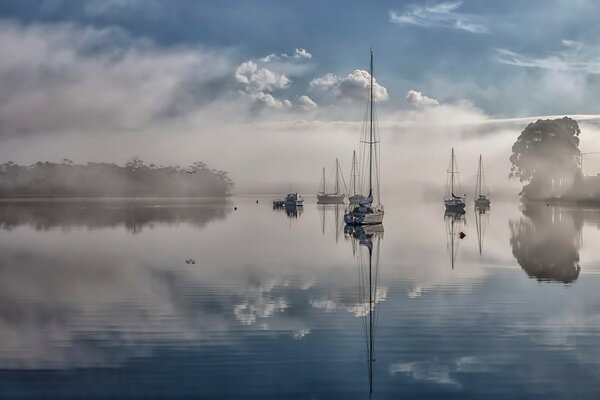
[344,50,384,226]
[444,148,465,212]
[317,159,346,204]
[474,155,491,208]
[348,150,365,205]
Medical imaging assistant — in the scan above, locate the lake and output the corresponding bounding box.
[1,196,599,399]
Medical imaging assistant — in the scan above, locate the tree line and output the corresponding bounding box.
[0,158,233,197]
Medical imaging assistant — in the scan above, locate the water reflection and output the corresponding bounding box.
[444,210,466,270]
[510,203,581,283]
[319,204,344,242]
[346,224,383,396]
[474,205,490,255]
[0,198,230,233]
[273,203,303,219]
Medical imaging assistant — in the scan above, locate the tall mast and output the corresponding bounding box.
[322,167,326,193]
[369,49,374,197]
[451,148,455,196]
[352,150,357,195]
[476,155,482,197]
[335,158,340,194]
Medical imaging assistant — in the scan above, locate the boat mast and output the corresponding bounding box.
[451,148,455,196]
[369,49,374,199]
[322,167,326,193]
[335,158,340,194]
[352,150,357,196]
[476,155,482,197]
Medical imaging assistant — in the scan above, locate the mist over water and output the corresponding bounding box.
[2,196,600,398]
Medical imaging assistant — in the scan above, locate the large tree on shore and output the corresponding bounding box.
[509,117,581,198]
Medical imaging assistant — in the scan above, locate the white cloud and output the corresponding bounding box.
[390,1,489,34]
[406,90,440,107]
[282,48,312,60]
[234,60,291,91]
[248,91,292,109]
[309,73,340,89]
[234,60,292,109]
[298,95,317,111]
[333,70,389,102]
[496,41,600,74]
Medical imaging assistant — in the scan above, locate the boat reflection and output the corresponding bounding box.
[474,205,490,255]
[510,203,581,283]
[319,204,344,242]
[273,202,303,219]
[444,209,466,270]
[345,223,383,396]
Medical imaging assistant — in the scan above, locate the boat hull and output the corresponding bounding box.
[444,198,465,211]
[474,197,490,207]
[317,193,346,204]
[344,205,384,225]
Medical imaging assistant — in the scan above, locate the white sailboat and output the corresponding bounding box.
[344,50,384,226]
[348,150,365,205]
[317,159,346,204]
[444,148,466,212]
[474,155,491,208]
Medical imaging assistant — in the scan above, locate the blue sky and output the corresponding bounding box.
[1,0,600,191]
[2,0,600,115]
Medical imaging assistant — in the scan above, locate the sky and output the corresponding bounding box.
[1,0,600,193]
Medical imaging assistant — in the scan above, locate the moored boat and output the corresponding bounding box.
[344,50,384,226]
[444,148,466,212]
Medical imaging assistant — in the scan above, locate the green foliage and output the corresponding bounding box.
[0,158,233,197]
[509,117,581,198]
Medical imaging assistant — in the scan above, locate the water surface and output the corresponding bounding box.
[1,196,600,399]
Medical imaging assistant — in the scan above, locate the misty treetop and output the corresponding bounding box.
[0,158,233,197]
[510,117,581,199]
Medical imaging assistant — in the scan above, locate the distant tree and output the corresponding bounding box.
[510,117,581,199]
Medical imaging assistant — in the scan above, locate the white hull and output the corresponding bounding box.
[344,205,384,225]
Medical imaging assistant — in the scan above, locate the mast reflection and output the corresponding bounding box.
[319,204,344,242]
[474,205,490,255]
[444,209,465,270]
[345,223,383,396]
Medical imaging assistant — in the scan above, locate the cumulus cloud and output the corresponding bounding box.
[406,90,440,107]
[333,70,389,102]
[234,60,291,91]
[309,73,340,89]
[390,1,489,34]
[298,95,317,111]
[234,60,292,108]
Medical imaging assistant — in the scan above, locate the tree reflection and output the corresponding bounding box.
[510,204,582,283]
[0,198,230,233]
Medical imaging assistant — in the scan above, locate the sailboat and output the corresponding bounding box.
[317,159,346,204]
[444,148,465,212]
[344,50,384,226]
[348,150,365,205]
[474,155,491,208]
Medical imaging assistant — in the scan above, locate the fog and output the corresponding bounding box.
[2,20,600,198]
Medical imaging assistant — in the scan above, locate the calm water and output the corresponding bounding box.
[1,196,600,399]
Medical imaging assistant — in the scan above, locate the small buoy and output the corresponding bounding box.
[234,206,237,210]
[256,200,259,204]
[459,232,466,239]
